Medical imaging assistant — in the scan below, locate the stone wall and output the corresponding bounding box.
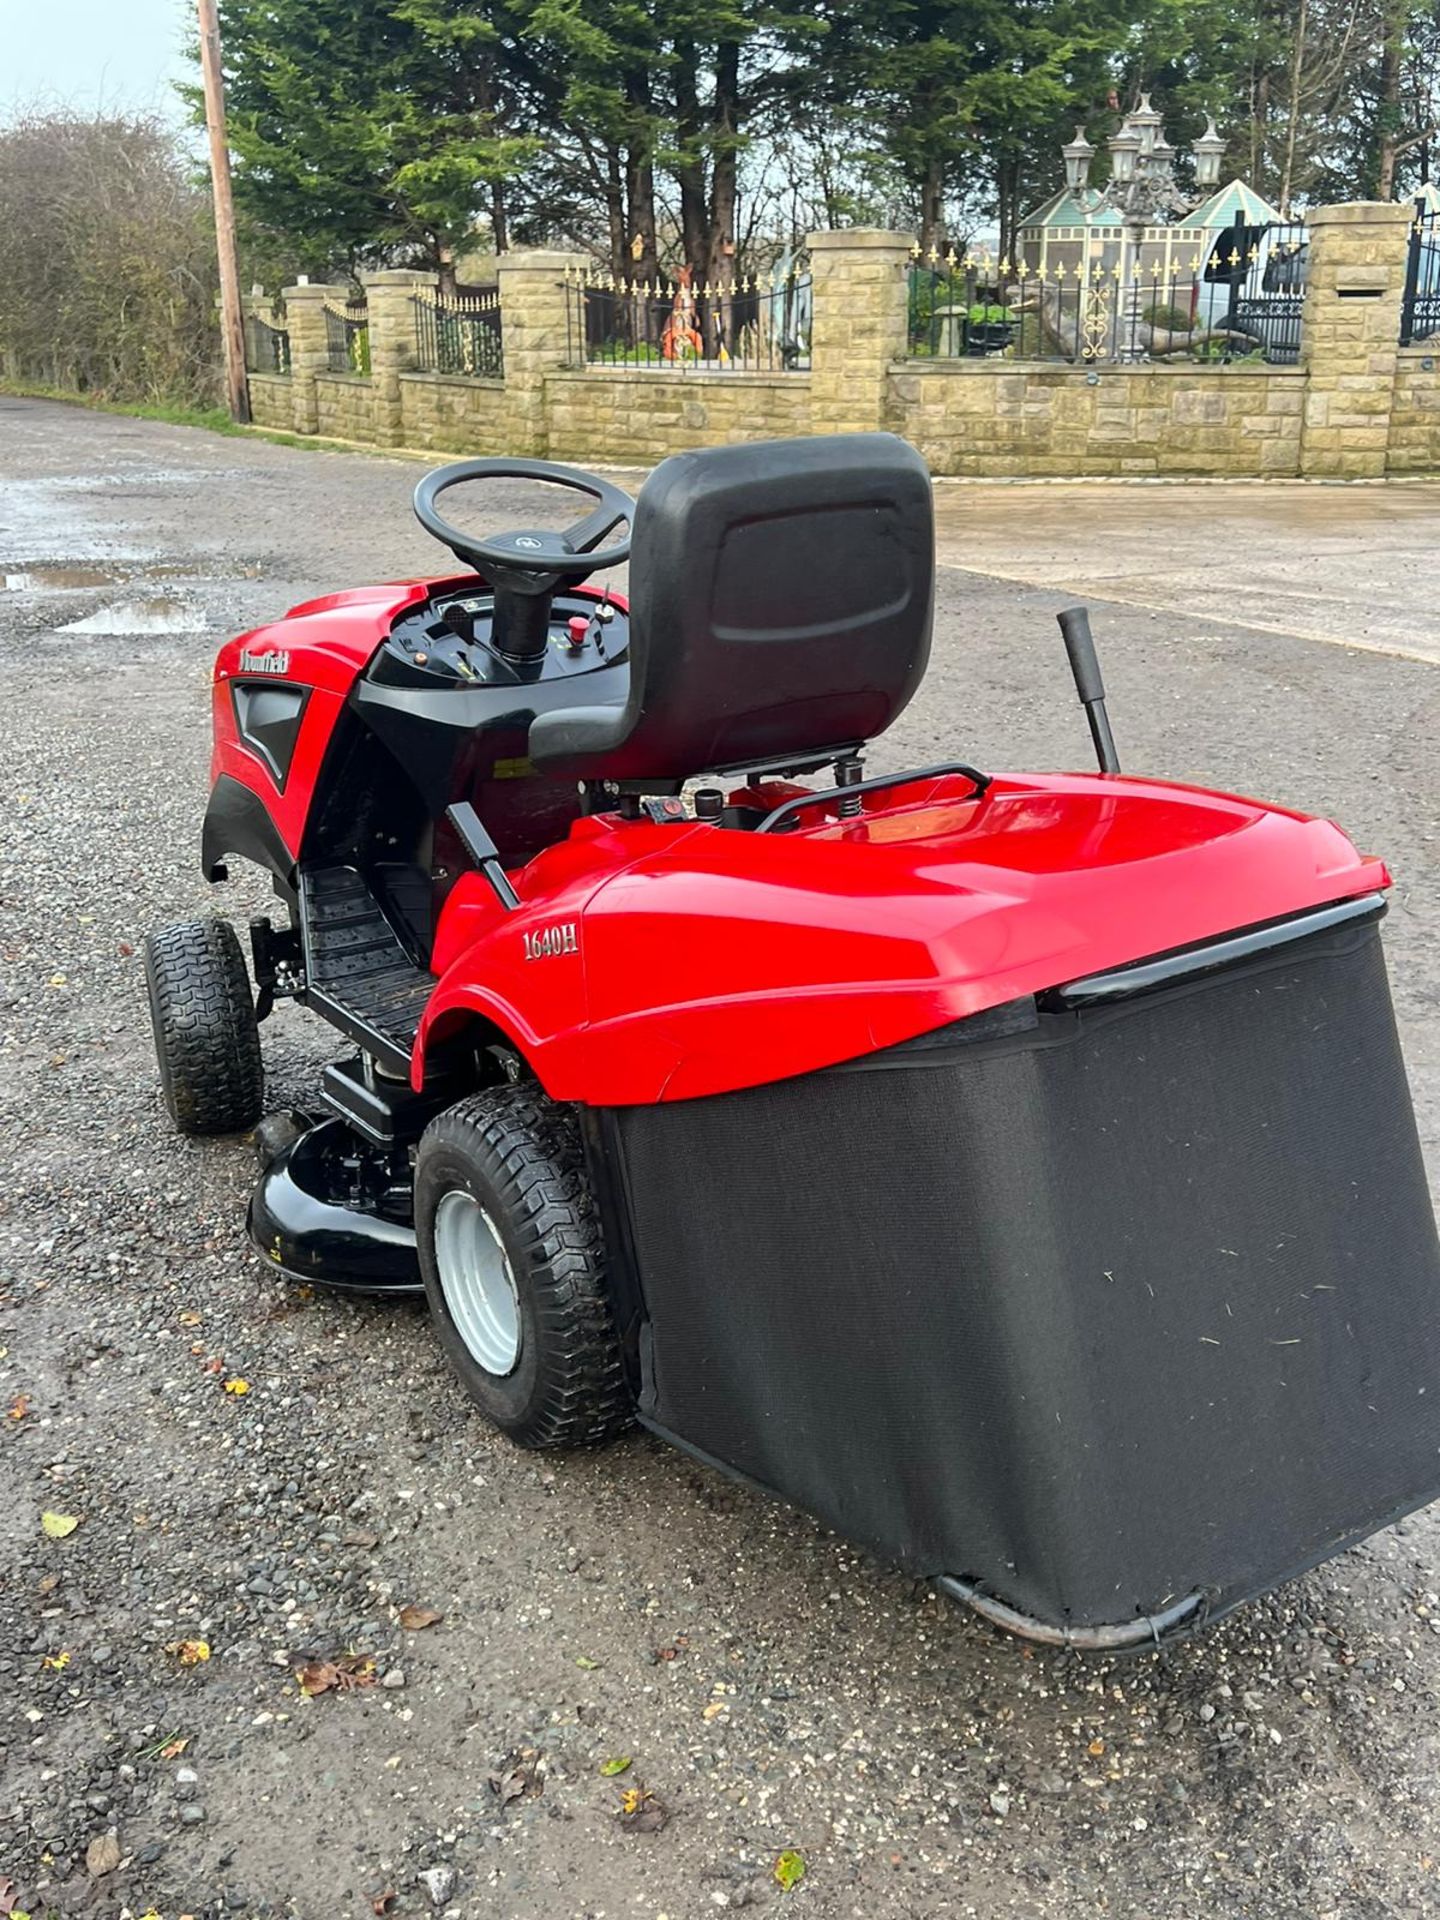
[544,370,811,464]
[1388,347,1440,473]
[314,374,376,442]
[894,362,1304,477]
[1299,202,1412,478]
[241,213,1440,479]
[398,373,508,454]
[246,373,295,432]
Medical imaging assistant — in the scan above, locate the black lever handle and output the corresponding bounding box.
[1056,605,1121,775]
[446,802,520,910]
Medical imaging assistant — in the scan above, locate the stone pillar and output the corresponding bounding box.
[806,229,913,437]
[361,269,437,447]
[495,248,586,456]
[1299,201,1411,479]
[281,282,349,436]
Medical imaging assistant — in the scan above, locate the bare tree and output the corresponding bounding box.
[0,110,220,405]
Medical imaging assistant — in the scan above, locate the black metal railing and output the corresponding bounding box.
[564,260,811,372]
[1401,199,1440,346]
[412,285,503,378]
[244,310,290,376]
[1225,216,1307,365]
[324,298,370,375]
[908,217,1307,366]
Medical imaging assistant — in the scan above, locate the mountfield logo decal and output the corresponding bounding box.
[523,922,578,961]
[238,648,291,675]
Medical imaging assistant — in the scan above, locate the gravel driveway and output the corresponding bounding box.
[2,396,1439,1920]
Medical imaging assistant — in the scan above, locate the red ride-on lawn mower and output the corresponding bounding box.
[146,435,1440,1649]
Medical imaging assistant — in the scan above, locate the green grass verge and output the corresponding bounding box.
[0,380,248,434]
[0,379,374,456]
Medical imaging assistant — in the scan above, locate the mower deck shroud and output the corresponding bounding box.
[186,435,1440,1647]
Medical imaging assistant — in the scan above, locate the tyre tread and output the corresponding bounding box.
[145,919,264,1134]
[419,1086,631,1449]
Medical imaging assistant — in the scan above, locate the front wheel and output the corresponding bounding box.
[144,918,264,1135]
[415,1087,631,1448]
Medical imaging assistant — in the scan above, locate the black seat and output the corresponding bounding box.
[527,433,934,783]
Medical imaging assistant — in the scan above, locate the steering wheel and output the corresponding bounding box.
[413,457,634,586]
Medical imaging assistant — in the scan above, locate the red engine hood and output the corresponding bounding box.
[418,770,1387,1106]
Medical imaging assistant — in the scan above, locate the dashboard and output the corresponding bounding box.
[369,588,631,691]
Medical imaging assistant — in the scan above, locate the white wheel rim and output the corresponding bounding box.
[433,1190,521,1376]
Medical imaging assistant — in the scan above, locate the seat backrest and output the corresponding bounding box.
[527,433,934,783]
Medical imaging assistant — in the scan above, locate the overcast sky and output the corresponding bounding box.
[2,0,192,120]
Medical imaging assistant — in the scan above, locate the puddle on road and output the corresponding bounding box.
[4,565,121,591]
[3,559,255,591]
[56,598,207,635]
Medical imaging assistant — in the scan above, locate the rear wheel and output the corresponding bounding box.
[415,1086,631,1448]
[144,918,264,1135]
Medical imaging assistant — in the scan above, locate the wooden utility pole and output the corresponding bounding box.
[197,0,251,424]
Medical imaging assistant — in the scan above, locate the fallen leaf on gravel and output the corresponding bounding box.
[1088,1738,1105,1757]
[574,1654,602,1670]
[617,1785,668,1833]
[702,1701,728,1720]
[40,1512,79,1539]
[40,1651,69,1671]
[297,1654,376,1696]
[117,941,135,957]
[222,1376,250,1395]
[599,1756,632,1776]
[774,1850,806,1892]
[397,1604,442,1631]
[36,1574,59,1595]
[0,1877,17,1914]
[85,1830,121,1877]
[488,1747,543,1806]
[8,1394,29,1419]
[165,1640,210,1666]
[200,1353,223,1371]
[342,1530,380,1549]
[178,1310,202,1327]
[159,1736,189,1759]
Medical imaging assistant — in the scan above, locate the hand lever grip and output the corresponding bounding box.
[1056,605,1121,775]
[446,803,520,910]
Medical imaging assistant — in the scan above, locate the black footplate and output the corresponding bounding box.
[299,865,435,1071]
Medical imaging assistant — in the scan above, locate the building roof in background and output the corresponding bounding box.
[1018,187,1125,230]
[1178,179,1285,229]
[1021,176,1286,232]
